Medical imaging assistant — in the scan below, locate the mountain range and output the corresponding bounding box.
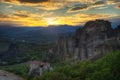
[0,25,80,44]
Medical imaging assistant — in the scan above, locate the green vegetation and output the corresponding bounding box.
[35,50,120,80]
[0,41,48,64]
[1,50,120,80]
[0,39,59,65]
[0,39,10,52]
[18,42,59,63]
[18,42,49,61]
[0,63,29,79]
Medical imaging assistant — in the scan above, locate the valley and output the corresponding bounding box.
[0,20,120,80]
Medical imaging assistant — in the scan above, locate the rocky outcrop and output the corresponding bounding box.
[52,20,120,61]
[0,43,19,65]
[28,61,52,77]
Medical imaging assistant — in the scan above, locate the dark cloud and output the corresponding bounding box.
[93,1,105,5]
[71,6,88,11]
[68,1,105,13]
[3,0,11,2]
[13,10,31,18]
[0,13,9,18]
[115,5,120,9]
[69,4,88,12]
[14,14,29,17]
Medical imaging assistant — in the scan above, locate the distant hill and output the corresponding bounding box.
[0,25,80,44]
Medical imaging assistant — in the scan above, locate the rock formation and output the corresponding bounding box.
[0,43,19,65]
[28,61,52,77]
[51,20,120,61]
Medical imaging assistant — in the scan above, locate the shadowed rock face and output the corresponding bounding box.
[52,20,120,61]
[0,43,19,64]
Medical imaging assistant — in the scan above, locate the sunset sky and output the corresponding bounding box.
[0,0,120,27]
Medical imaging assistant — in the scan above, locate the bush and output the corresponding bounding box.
[39,51,120,80]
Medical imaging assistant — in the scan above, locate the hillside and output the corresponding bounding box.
[0,25,80,43]
[0,40,59,65]
[0,20,120,80]
[38,50,120,80]
[1,50,120,80]
[0,40,59,66]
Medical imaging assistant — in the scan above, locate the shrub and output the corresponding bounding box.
[39,51,120,80]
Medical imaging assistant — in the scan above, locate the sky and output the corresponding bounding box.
[0,0,120,27]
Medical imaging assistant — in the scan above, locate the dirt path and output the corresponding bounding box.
[0,70,24,80]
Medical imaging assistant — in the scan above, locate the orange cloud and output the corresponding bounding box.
[41,14,112,26]
[0,0,119,27]
[107,0,120,5]
[115,5,120,9]
[0,10,48,26]
[0,12,112,27]
[1,0,96,11]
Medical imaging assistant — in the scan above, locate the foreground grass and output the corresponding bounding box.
[0,63,29,79]
[1,50,120,80]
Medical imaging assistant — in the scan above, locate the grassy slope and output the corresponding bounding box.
[0,63,29,79]
[39,50,120,80]
[0,50,120,80]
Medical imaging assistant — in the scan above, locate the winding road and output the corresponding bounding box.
[0,70,24,80]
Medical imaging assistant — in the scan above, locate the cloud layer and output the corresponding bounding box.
[0,0,120,26]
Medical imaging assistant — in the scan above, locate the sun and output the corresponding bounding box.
[48,20,55,25]
[45,18,59,25]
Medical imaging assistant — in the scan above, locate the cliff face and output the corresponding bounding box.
[52,20,120,61]
[0,43,19,64]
